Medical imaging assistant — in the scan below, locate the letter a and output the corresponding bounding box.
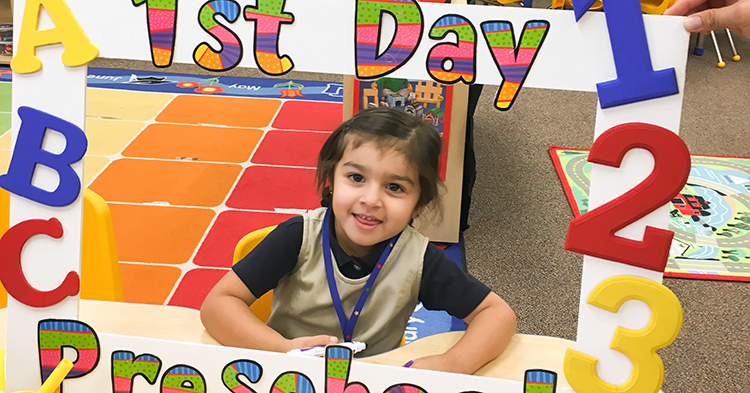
[11,0,98,73]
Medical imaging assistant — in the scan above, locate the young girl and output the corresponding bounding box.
[200,108,516,374]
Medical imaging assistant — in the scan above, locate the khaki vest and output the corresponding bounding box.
[267,207,428,357]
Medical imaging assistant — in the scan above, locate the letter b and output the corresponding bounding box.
[0,106,87,207]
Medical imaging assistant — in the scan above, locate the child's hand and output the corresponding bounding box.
[286,335,338,352]
[408,354,470,374]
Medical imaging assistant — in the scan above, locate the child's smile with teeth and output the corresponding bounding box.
[331,140,421,258]
[355,214,381,223]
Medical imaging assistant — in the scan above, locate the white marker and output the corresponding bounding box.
[286,342,366,357]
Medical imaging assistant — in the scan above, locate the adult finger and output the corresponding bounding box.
[684,2,745,33]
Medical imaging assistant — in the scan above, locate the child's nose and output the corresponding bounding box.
[360,185,382,207]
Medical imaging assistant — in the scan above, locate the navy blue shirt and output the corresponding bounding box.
[233,215,490,320]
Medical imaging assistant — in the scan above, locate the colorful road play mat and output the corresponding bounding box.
[550,146,750,282]
[0,67,463,342]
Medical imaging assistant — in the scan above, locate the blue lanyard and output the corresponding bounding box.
[322,208,400,342]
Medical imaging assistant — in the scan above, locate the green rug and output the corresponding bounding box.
[550,146,750,282]
[0,82,10,135]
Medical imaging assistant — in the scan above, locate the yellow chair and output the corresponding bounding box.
[482,0,526,5]
[233,225,277,323]
[0,188,123,308]
[641,0,677,15]
[551,0,603,11]
[551,0,674,14]
[80,188,123,302]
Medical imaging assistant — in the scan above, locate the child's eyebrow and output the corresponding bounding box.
[342,162,415,186]
[342,161,365,171]
[388,174,415,186]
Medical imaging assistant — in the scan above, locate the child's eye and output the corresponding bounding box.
[348,173,364,183]
[387,184,403,193]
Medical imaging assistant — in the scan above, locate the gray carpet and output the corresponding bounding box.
[90,15,750,392]
[464,29,750,393]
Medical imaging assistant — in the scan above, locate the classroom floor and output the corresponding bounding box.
[0,67,465,341]
[0,80,343,309]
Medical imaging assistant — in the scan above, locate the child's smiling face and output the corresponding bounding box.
[331,140,421,257]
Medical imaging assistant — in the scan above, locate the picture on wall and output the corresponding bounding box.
[352,78,452,181]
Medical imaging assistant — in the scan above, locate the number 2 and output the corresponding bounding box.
[564,122,691,272]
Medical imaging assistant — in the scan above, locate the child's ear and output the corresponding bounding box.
[411,206,423,220]
[321,185,334,207]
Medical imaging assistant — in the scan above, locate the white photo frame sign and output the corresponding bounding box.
[3,0,689,392]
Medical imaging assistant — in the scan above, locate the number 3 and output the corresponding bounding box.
[564,276,683,393]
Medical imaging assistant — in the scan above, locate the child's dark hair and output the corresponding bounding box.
[316,107,443,218]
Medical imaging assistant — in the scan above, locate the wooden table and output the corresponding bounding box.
[1,300,575,387]
[362,331,575,387]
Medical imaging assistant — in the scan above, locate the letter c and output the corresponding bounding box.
[0,217,80,307]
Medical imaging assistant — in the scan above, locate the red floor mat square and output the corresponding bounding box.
[272,101,342,131]
[226,166,320,210]
[193,210,298,268]
[168,268,228,310]
[251,130,329,167]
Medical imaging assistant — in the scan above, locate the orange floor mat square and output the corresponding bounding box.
[123,123,264,163]
[251,130,330,167]
[109,204,215,264]
[226,166,320,211]
[193,210,298,268]
[120,264,182,305]
[156,95,281,128]
[272,101,342,131]
[89,159,242,207]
